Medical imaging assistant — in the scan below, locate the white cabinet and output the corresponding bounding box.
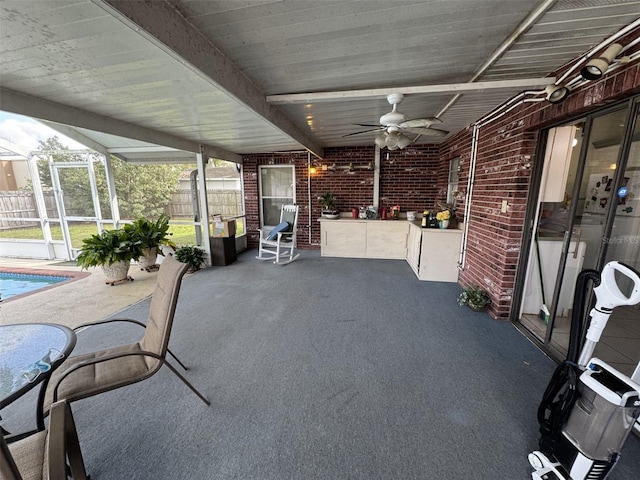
[319,219,407,259]
[319,219,461,282]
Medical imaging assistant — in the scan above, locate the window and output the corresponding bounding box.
[447,157,460,206]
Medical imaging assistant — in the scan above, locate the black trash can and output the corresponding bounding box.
[209,235,237,266]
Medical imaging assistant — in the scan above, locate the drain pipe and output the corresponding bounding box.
[373,146,381,208]
[307,151,312,245]
[459,124,479,269]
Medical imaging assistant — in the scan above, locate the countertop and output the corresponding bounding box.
[318,216,463,231]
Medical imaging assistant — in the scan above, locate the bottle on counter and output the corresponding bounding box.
[381,207,387,220]
[421,210,429,228]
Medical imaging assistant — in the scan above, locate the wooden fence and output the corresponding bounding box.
[0,191,56,229]
[165,189,243,219]
[0,189,243,229]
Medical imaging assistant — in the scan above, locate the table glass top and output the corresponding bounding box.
[0,324,72,403]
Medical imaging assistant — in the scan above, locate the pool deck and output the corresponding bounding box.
[0,258,157,329]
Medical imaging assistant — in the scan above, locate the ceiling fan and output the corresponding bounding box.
[345,93,449,150]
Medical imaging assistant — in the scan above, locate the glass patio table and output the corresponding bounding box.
[0,323,76,432]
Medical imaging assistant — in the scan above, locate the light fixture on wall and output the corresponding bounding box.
[308,165,317,174]
[545,84,569,104]
[580,43,623,80]
[327,162,373,172]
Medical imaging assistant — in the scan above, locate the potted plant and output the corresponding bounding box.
[75,229,142,284]
[436,209,451,229]
[320,193,339,219]
[174,245,206,273]
[125,215,177,269]
[457,285,491,312]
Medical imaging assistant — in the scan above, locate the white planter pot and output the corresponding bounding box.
[138,247,158,269]
[101,260,131,283]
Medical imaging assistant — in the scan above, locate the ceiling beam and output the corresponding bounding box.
[40,120,110,154]
[0,88,241,163]
[0,138,31,158]
[94,0,324,160]
[265,78,556,104]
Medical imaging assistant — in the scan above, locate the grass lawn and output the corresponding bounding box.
[0,221,243,249]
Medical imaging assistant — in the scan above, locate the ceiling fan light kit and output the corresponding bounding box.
[346,92,450,150]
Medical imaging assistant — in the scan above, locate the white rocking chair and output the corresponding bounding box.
[256,204,300,265]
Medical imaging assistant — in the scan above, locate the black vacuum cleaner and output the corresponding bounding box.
[529,261,640,480]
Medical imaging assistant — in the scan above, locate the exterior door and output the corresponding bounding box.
[518,105,637,369]
[258,166,295,228]
[599,103,640,376]
[50,157,104,259]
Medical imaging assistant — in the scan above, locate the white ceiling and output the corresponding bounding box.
[1,0,639,162]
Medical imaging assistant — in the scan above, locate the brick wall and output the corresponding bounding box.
[242,51,640,320]
[243,145,444,248]
[449,54,640,319]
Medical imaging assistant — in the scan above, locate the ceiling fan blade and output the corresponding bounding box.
[402,126,449,137]
[342,128,382,137]
[354,123,383,127]
[400,117,443,128]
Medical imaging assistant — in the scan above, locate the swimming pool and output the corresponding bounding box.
[0,271,72,301]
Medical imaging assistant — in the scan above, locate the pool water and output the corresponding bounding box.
[0,272,69,301]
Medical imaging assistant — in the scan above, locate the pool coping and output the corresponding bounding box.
[0,267,91,303]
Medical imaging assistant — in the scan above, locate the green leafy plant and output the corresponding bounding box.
[124,215,177,252]
[457,285,491,312]
[174,245,206,272]
[319,193,337,213]
[75,229,142,269]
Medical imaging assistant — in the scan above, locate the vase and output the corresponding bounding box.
[101,260,131,283]
[439,220,449,229]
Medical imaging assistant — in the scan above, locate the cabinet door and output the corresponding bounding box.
[419,231,462,282]
[366,222,408,259]
[406,225,421,275]
[321,221,367,257]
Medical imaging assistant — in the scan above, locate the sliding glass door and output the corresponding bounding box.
[518,100,640,374]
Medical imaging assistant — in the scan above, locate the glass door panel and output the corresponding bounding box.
[548,109,628,356]
[599,106,640,376]
[520,124,583,345]
[259,166,295,228]
[519,107,630,360]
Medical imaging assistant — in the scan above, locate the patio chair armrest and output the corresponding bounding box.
[52,350,164,403]
[48,400,87,479]
[257,228,269,240]
[47,401,68,478]
[73,318,146,332]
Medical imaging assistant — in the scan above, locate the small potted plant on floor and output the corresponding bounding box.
[76,229,142,284]
[458,285,491,312]
[174,245,206,273]
[320,193,339,219]
[125,215,177,270]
